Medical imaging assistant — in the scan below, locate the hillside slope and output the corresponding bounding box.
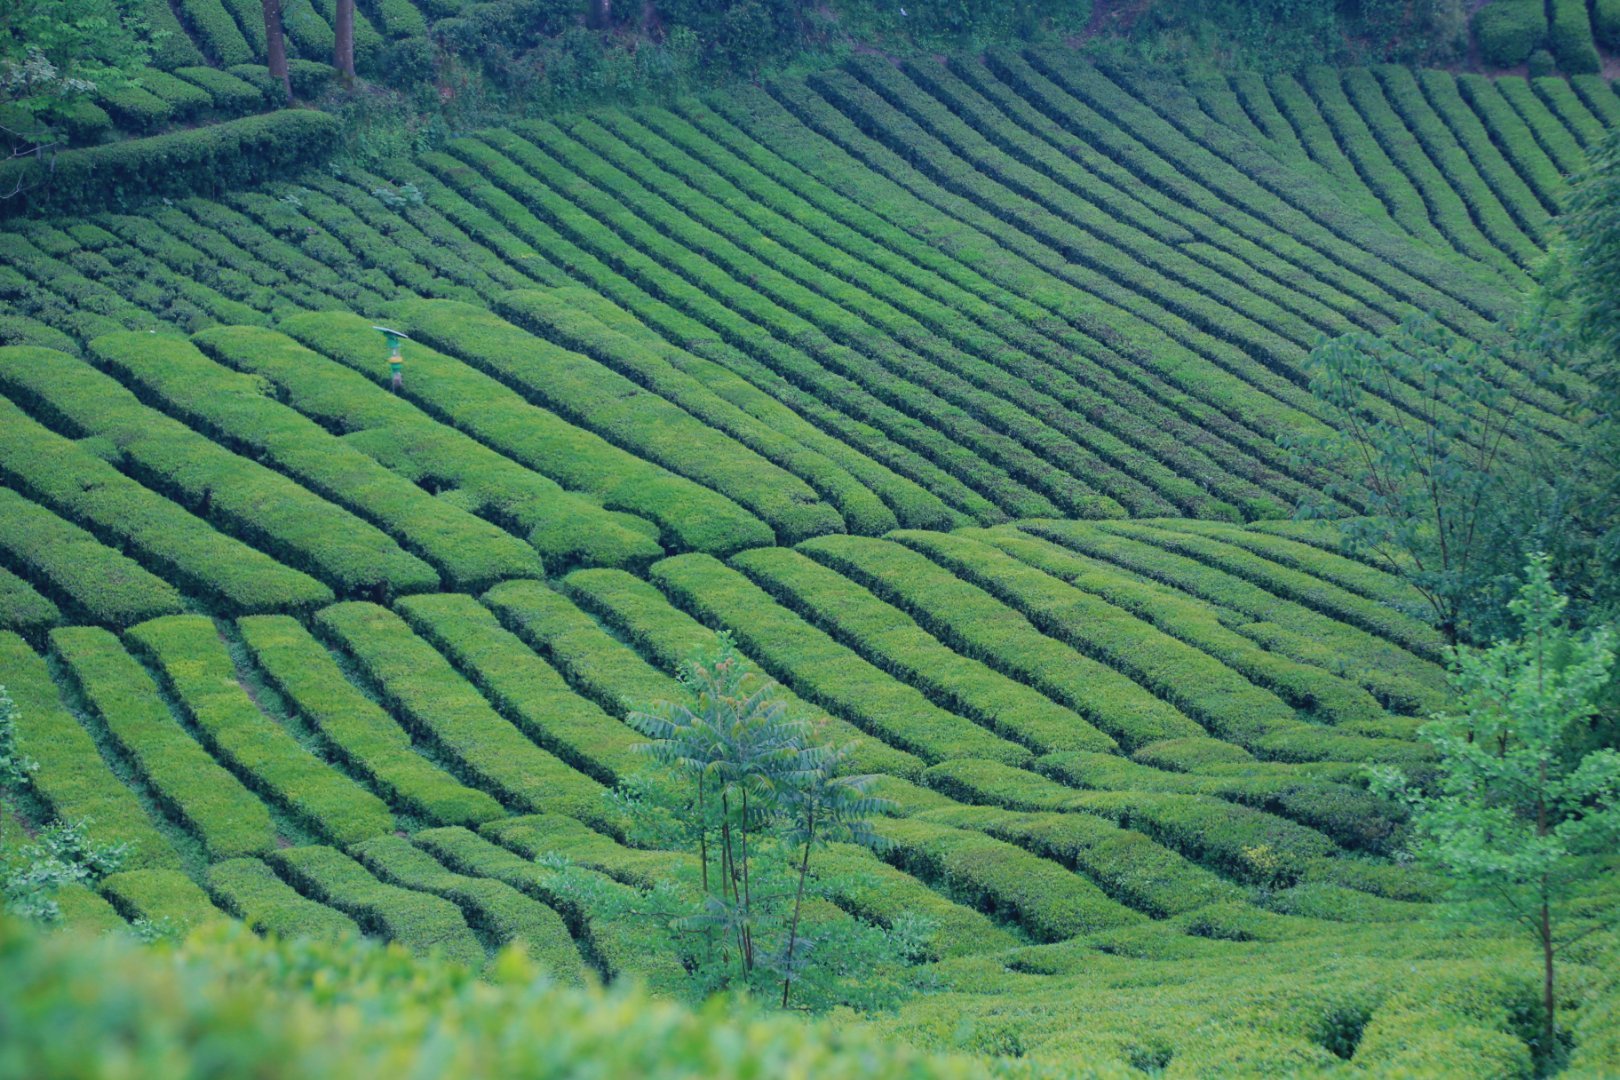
[1,50,1617,1075]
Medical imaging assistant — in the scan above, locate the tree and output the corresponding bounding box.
[333,0,355,82]
[1283,313,1553,644]
[1,0,149,196]
[775,736,887,1009]
[1372,555,1620,1062]
[623,634,895,1007]
[1543,129,1620,626]
[262,0,292,104]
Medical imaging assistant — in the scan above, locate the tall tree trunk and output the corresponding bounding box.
[263,0,293,104]
[781,806,815,1010]
[1542,899,1555,1058]
[334,0,356,83]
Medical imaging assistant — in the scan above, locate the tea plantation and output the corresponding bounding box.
[2,35,1619,1078]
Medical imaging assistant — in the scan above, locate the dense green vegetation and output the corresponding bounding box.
[2,0,1619,1074]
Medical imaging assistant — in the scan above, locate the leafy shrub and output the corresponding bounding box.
[95,82,171,133]
[0,910,1016,1077]
[175,0,256,66]
[1598,0,1620,47]
[315,601,607,821]
[47,97,115,146]
[136,68,215,120]
[1548,0,1602,73]
[1473,0,1547,66]
[99,868,229,932]
[1526,48,1556,76]
[174,66,269,115]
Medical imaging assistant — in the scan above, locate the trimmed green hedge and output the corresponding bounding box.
[1019,519,1448,716]
[386,297,836,545]
[392,592,641,785]
[1473,0,1548,66]
[1548,0,1602,74]
[0,632,179,870]
[550,570,924,780]
[52,626,277,860]
[1598,0,1620,47]
[236,614,503,828]
[268,310,759,559]
[413,826,689,991]
[0,109,340,220]
[100,868,230,932]
[798,534,1202,750]
[127,614,394,846]
[810,841,1019,960]
[11,337,440,601]
[265,845,485,970]
[656,95,1303,520]
[1455,74,1568,214]
[174,0,255,66]
[480,813,688,891]
[730,546,1116,755]
[51,882,128,934]
[313,601,606,821]
[979,527,1390,730]
[918,803,1242,917]
[135,69,216,121]
[495,288,899,536]
[269,311,664,572]
[872,816,1144,942]
[173,67,269,116]
[176,326,544,592]
[1532,76,1607,147]
[207,857,361,941]
[649,552,1031,767]
[352,834,588,983]
[0,568,58,642]
[922,757,1339,886]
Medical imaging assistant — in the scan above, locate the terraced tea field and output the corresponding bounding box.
[2,50,1617,1074]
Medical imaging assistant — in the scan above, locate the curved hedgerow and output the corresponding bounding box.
[386,297,844,545]
[264,844,486,970]
[798,534,1204,750]
[351,834,589,983]
[1473,0,1548,66]
[127,614,394,846]
[0,393,330,616]
[649,552,1032,767]
[206,857,362,942]
[3,339,443,600]
[551,568,926,781]
[392,591,642,786]
[0,488,183,630]
[235,614,504,828]
[99,868,230,932]
[314,601,607,823]
[0,631,180,869]
[240,312,666,572]
[0,568,58,641]
[52,626,278,861]
[731,545,1117,755]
